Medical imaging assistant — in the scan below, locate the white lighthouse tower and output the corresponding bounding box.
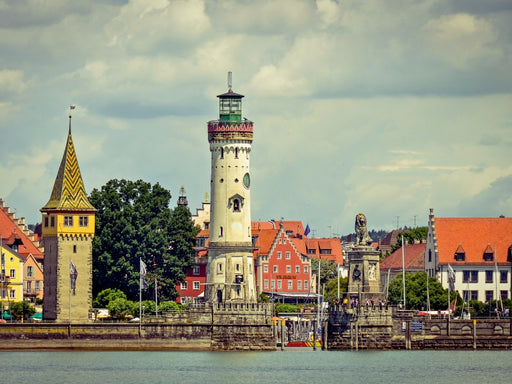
[205,73,257,303]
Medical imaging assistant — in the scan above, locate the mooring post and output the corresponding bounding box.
[280,320,285,351]
[473,319,477,350]
[313,320,317,351]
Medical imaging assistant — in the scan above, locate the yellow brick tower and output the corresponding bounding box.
[41,110,96,322]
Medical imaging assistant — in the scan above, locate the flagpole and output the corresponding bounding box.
[139,257,142,334]
[155,277,158,319]
[401,235,406,309]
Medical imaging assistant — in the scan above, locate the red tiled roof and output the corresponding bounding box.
[435,217,512,265]
[0,199,44,260]
[305,238,343,265]
[253,229,279,256]
[380,243,425,271]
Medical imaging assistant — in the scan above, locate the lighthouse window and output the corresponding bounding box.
[233,199,240,212]
[221,148,224,159]
[220,226,223,237]
[235,148,238,158]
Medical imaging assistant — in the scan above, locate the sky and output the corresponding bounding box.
[0,0,511,238]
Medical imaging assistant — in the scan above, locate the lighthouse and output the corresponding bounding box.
[205,73,257,303]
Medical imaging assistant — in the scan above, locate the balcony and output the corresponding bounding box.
[207,120,254,142]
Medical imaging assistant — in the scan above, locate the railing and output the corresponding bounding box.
[207,120,253,133]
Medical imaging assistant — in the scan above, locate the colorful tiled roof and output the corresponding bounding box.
[380,243,425,271]
[41,129,95,212]
[434,217,512,265]
[0,198,44,260]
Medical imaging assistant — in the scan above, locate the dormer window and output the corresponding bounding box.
[454,243,465,261]
[483,244,494,261]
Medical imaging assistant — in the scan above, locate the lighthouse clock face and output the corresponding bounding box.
[243,172,250,188]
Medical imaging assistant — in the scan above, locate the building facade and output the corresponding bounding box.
[425,208,512,303]
[1,244,24,310]
[41,116,96,322]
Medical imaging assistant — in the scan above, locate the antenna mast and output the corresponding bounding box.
[228,71,232,91]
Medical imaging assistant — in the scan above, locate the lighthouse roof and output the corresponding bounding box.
[217,89,244,98]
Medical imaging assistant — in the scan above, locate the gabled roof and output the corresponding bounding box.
[434,217,512,265]
[253,229,279,256]
[380,243,425,271]
[0,199,44,260]
[305,238,344,265]
[251,220,306,238]
[41,128,95,212]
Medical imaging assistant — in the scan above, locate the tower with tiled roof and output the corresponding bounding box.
[205,73,257,303]
[41,111,96,322]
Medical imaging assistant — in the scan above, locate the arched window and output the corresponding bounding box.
[235,148,238,158]
[233,199,240,212]
[220,148,224,159]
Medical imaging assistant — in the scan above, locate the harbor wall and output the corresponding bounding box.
[327,305,512,350]
[0,302,275,351]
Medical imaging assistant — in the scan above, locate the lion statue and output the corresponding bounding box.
[355,213,373,246]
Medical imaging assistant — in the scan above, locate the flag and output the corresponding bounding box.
[304,224,311,237]
[70,260,78,290]
[140,258,148,290]
[448,264,455,292]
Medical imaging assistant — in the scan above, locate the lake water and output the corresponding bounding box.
[1,349,510,384]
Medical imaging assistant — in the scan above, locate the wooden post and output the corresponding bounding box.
[406,321,411,350]
[473,319,477,350]
[280,320,285,351]
[312,320,317,350]
[322,318,328,350]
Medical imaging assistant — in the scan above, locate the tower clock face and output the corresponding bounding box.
[243,173,250,188]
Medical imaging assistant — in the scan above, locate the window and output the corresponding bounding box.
[51,216,55,227]
[273,265,278,273]
[9,289,15,299]
[35,281,42,291]
[286,265,291,273]
[277,252,282,260]
[73,245,77,253]
[485,290,493,302]
[320,249,331,254]
[428,249,432,263]
[9,269,15,279]
[26,266,34,278]
[483,252,493,262]
[264,279,269,290]
[304,265,309,273]
[285,252,291,260]
[64,215,73,227]
[235,263,240,272]
[217,263,223,273]
[463,270,478,283]
[219,226,223,237]
[295,266,300,273]
[235,148,238,159]
[271,280,275,290]
[308,249,316,255]
[501,290,508,300]
[1,289,5,299]
[304,280,309,290]
[220,148,224,159]
[233,199,240,212]
[180,281,188,290]
[486,270,493,284]
[44,216,49,227]
[288,280,293,290]
[454,252,465,261]
[79,216,88,227]
[277,280,282,290]
[26,281,32,293]
[297,280,302,290]
[193,266,200,275]
[463,290,478,301]
[263,264,268,273]
[193,281,200,290]
[500,271,507,284]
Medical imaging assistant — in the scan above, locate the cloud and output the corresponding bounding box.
[456,174,512,217]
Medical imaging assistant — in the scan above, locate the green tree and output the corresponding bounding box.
[391,227,428,252]
[310,257,338,287]
[107,297,135,320]
[325,276,348,303]
[388,272,450,310]
[10,301,36,320]
[93,288,127,308]
[158,301,184,313]
[89,179,199,301]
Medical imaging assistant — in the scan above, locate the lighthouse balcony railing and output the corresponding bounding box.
[207,120,253,133]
